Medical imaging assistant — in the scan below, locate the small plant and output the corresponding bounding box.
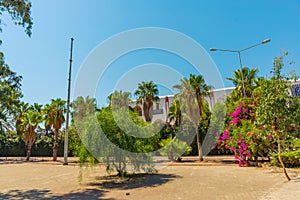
[271,150,300,168]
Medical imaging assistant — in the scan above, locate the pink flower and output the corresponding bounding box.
[267,135,272,141]
[280,135,285,140]
[289,126,296,131]
[297,134,300,139]
[242,109,247,113]
[238,133,242,138]
[230,147,236,152]
[247,132,252,136]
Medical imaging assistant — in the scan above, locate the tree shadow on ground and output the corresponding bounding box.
[0,188,113,200]
[88,173,182,190]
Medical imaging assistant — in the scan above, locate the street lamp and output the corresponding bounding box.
[210,39,271,97]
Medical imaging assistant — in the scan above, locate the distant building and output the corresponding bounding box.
[289,80,300,97]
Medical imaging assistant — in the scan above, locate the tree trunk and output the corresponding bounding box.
[53,129,59,161]
[196,129,203,161]
[277,135,291,181]
[26,144,32,161]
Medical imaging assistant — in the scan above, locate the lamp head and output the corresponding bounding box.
[262,39,271,44]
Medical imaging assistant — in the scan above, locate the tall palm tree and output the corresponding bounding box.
[17,105,43,161]
[173,74,212,161]
[227,67,258,98]
[44,98,66,161]
[108,91,131,109]
[173,77,199,124]
[168,100,182,128]
[15,102,29,135]
[189,74,213,116]
[71,96,97,120]
[134,81,159,122]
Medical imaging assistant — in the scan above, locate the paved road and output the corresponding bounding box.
[0,157,299,200]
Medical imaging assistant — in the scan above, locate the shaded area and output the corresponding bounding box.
[89,173,181,190]
[294,177,300,182]
[0,189,112,200]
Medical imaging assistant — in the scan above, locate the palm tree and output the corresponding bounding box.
[168,100,182,128]
[189,74,213,116]
[134,81,159,122]
[17,105,43,161]
[108,91,131,109]
[227,67,258,98]
[71,96,97,120]
[173,74,212,161]
[44,98,66,161]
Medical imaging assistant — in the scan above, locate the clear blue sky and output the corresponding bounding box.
[1,0,300,107]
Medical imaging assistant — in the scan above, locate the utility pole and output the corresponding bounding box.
[64,38,74,165]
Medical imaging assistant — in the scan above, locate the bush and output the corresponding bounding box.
[271,150,300,168]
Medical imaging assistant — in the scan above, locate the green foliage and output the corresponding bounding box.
[190,103,211,155]
[255,79,300,138]
[159,136,192,161]
[134,81,159,122]
[0,53,23,132]
[74,101,159,176]
[44,98,66,161]
[16,103,43,160]
[173,74,212,160]
[0,0,33,39]
[226,67,258,100]
[271,150,300,168]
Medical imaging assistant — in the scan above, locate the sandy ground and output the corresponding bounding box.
[0,157,299,200]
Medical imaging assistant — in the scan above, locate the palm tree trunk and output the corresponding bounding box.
[277,135,291,181]
[196,129,203,161]
[53,129,59,161]
[26,143,32,161]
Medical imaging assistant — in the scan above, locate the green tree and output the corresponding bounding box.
[255,78,300,181]
[76,105,157,177]
[168,100,182,128]
[173,74,212,161]
[70,96,98,164]
[71,96,97,120]
[108,90,131,108]
[44,98,66,161]
[0,0,33,40]
[1,0,32,144]
[17,104,43,161]
[227,67,258,98]
[0,53,23,133]
[134,81,159,122]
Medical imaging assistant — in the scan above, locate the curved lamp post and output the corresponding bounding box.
[210,39,271,97]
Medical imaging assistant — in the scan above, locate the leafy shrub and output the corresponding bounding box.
[271,150,300,168]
